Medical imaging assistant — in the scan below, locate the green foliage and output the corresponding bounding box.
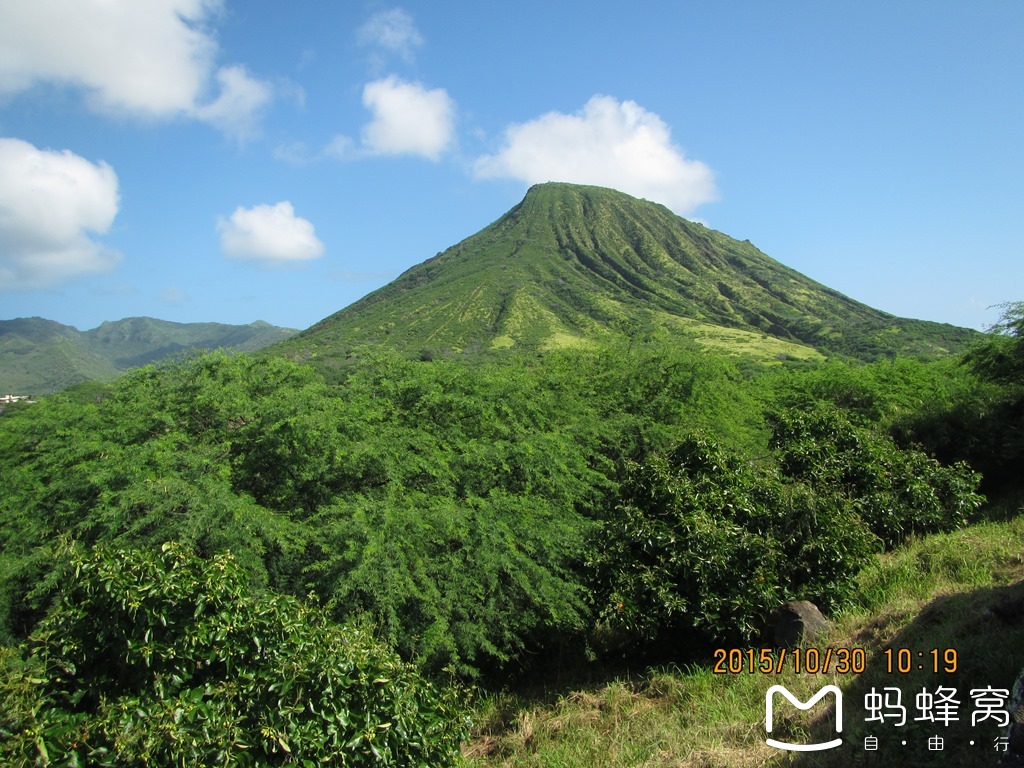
[963,301,1024,384]
[765,352,1022,495]
[536,340,764,462]
[0,543,467,767]
[591,389,985,649]
[230,351,610,674]
[593,434,879,646]
[768,405,985,547]
[0,353,317,638]
[928,301,1024,491]
[314,492,591,676]
[0,350,613,676]
[0,335,994,685]
[766,356,979,428]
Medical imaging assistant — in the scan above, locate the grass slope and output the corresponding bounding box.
[277,183,976,365]
[0,317,298,395]
[460,506,1024,768]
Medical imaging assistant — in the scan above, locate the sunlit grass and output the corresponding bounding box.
[460,506,1024,768]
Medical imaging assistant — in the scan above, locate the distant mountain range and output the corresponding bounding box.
[275,182,977,364]
[0,317,298,395]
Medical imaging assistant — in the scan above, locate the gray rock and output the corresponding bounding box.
[773,600,830,649]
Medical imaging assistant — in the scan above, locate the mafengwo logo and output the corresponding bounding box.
[765,684,844,751]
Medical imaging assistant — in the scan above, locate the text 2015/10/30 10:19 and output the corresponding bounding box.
[713,647,960,675]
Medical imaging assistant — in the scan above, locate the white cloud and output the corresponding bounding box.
[0,137,121,290]
[474,96,718,214]
[357,8,424,63]
[217,202,324,264]
[0,0,272,137]
[361,76,454,160]
[195,65,273,141]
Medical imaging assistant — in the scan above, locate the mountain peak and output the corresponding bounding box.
[278,183,975,362]
[512,182,673,226]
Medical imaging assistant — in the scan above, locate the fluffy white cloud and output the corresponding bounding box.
[217,202,324,264]
[361,76,454,160]
[195,65,273,141]
[474,96,718,214]
[0,138,121,290]
[357,8,424,63]
[0,0,272,136]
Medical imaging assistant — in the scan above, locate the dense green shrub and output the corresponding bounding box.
[538,341,763,461]
[951,301,1024,491]
[765,323,1023,497]
[765,356,980,430]
[963,301,1024,385]
[0,339,996,685]
[768,405,985,547]
[594,402,986,650]
[1,342,764,675]
[592,434,879,647]
[310,491,593,676]
[901,387,1024,494]
[0,351,609,675]
[0,543,467,767]
[228,352,608,674]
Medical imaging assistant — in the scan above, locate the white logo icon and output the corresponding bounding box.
[765,684,844,751]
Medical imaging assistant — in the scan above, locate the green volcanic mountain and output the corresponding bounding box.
[0,317,298,395]
[278,183,975,364]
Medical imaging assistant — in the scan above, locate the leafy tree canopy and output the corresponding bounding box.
[0,543,467,767]
[964,301,1024,385]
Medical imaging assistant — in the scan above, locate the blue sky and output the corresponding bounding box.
[1,1,1021,332]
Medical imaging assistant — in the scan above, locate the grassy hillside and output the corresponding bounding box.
[460,505,1024,768]
[0,317,298,394]
[0,318,120,394]
[276,183,976,364]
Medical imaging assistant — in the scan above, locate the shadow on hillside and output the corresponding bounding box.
[788,578,1024,768]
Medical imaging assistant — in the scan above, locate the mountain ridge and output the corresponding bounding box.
[0,316,299,395]
[276,183,976,363]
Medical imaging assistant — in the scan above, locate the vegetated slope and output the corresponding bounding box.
[0,317,298,394]
[276,183,977,364]
[461,513,1024,768]
[0,318,118,395]
[81,317,298,368]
